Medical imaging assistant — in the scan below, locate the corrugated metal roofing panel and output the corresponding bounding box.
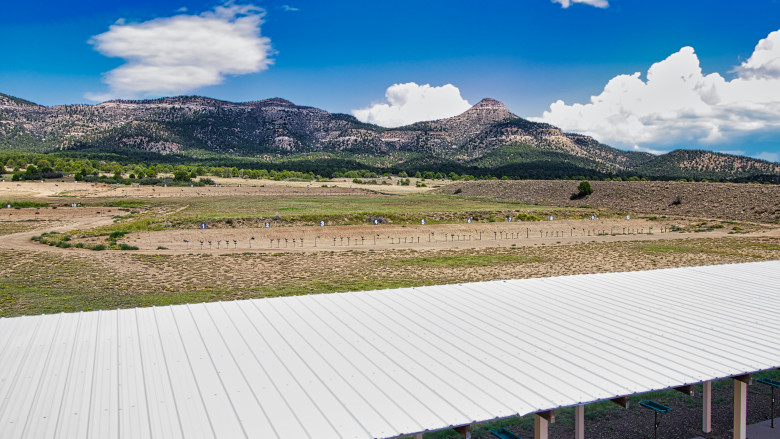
[1,260,779,438]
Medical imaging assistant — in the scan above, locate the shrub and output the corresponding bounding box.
[515,213,540,221]
[577,181,594,197]
[173,169,191,182]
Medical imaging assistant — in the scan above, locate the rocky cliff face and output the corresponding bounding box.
[1,92,777,180]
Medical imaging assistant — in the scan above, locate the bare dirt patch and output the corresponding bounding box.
[112,218,774,254]
[0,180,116,198]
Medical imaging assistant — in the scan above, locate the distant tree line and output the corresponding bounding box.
[0,151,776,184]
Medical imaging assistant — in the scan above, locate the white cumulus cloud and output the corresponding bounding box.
[352,82,472,127]
[552,0,609,9]
[86,3,272,101]
[534,29,780,152]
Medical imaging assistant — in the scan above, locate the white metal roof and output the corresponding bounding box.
[1,260,779,439]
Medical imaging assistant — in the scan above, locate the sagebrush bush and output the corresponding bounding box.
[577,181,593,197]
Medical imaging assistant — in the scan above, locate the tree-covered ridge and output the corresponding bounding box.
[0,93,40,107]
[0,92,777,182]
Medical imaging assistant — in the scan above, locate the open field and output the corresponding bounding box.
[0,178,778,319]
[0,181,775,428]
[1,178,779,438]
[2,234,779,317]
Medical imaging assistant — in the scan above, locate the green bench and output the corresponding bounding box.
[490,427,523,439]
[756,377,780,428]
[639,400,672,439]
[757,377,780,388]
[639,400,672,413]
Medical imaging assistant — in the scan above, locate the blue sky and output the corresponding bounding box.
[2,0,780,161]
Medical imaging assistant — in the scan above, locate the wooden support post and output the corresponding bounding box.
[414,434,423,439]
[534,413,549,439]
[575,405,585,439]
[734,374,751,439]
[703,380,712,433]
[454,424,472,439]
[611,396,630,409]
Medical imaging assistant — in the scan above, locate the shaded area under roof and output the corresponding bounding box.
[1,261,779,438]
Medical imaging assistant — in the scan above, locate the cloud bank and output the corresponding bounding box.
[86,3,272,101]
[534,29,780,160]
[552,0,609,9]
[352,83,472,127]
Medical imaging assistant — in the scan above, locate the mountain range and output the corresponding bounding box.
[1,92,778,181]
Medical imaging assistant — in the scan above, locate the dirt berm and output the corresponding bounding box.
[438,180,780,223]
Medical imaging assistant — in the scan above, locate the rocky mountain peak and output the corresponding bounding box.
[259,98,296,107]
[454,97,514,124]
[463,98,514,121]
[472,98,507,109]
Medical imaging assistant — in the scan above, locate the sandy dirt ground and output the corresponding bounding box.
[0,179,380,199]
[0,180,777,256]
[0,180,114,198]
[0,176,439,200]
[114,219,779,253]
[2,203,776,256]
[0,207,116,253]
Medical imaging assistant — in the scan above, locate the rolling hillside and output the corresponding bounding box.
[1,92,777,181]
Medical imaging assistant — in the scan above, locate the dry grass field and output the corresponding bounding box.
[1,178,778,318]
[1,178,779,438]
